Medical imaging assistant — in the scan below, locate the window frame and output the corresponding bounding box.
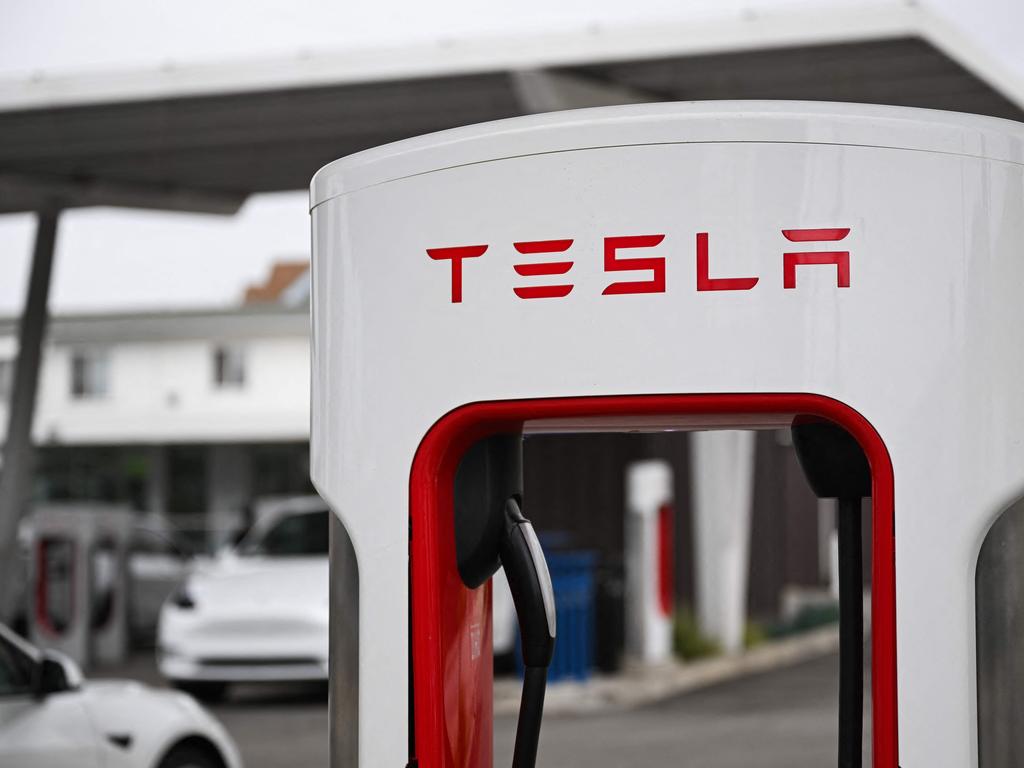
[237,508,329,558]
[69,347,110,401]
[212,343,246,389]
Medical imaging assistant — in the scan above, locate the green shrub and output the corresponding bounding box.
[767,602,841,639]
[744,621,768,649]
[673,608,720,660]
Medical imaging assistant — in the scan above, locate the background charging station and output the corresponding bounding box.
[624,460,674,665]
[310,101,1024,768]
[28,503,133,670]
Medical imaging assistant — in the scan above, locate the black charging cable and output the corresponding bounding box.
[791,421,869,768]
[498,497,556,768]
[837,495,863,768]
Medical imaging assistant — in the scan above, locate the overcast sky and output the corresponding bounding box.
[0,194,310,316]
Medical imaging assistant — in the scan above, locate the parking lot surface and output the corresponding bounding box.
[497,652,866,768]
[105,651,857,768]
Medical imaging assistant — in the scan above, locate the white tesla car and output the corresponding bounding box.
[0,623,241,768]
[157,497,329,701]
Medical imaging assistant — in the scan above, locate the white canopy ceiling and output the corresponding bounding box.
[1,0,1021,214]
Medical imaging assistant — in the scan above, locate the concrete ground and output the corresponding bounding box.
[204,683,329,768]
[498,652,870,768]
[103,646,865,768]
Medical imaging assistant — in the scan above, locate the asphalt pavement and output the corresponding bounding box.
[497,652,869,768]
[105,650,862,768]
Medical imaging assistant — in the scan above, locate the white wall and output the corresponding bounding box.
[0,330,310,446]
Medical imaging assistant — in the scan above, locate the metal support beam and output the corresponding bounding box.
[509,68,661,114]
[0,207,59,612]
[0,173,245,216]
[329,514,359,768]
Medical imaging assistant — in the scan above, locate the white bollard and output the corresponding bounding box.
[624,460,674,665]
[690,431,756,655]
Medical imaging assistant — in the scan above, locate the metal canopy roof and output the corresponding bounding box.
[1,34,1022,215]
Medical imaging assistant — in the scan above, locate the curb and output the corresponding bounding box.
[494,623,841,717]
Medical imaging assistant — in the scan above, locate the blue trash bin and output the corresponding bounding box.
[516,549,598,682]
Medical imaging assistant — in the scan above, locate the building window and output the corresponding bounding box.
[213,345,245,388]
[0,358,12,402]
[252,443,314,497]
[70,349,108,399]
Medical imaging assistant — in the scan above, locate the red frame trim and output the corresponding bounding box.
[657,503,675,618]
[410,393,897,768]
[35,537,76,638]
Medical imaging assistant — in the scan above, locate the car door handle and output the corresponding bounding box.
[106,733,133,750]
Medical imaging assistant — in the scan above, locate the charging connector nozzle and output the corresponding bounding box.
[499,497,556,768]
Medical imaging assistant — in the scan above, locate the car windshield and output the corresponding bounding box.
[238,509,329,557]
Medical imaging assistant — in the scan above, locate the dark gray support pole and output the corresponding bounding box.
[837,495,864,768]
[329,512,359,768]
[0,207,59,611]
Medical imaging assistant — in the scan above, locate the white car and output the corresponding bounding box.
[157,497,329,701]
[492,566,517,663]
[128,513,195,643]
[0,623,241,768]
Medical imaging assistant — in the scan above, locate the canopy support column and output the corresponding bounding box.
[0,207,59,609]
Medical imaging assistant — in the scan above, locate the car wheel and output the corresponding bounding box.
[157,743,222,768]
[171,680,228,703]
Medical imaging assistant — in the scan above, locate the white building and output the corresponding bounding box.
[0,265,311,547]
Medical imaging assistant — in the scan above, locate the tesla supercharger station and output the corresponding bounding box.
[310,102,1024,768]
[624,460,673,665]
[28,504,133,669]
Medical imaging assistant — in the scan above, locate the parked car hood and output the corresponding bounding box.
[187,556,329,610]
[81,678,194,715]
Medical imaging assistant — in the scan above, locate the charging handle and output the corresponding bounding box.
[791,421,868,768]
[498,497,555,768]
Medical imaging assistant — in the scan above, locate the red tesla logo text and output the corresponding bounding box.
[427,228,851,303]
[513,239,574,299]
[426,244,487,304]
[781,228,850,289]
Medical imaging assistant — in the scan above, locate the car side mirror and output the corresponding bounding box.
[34,651,82,699]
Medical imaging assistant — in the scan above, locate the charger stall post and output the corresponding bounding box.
[310,101,1024,768]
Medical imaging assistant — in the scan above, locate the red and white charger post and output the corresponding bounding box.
[690,431,756,655]
[28,504,133,670]
[624,460,674,665]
